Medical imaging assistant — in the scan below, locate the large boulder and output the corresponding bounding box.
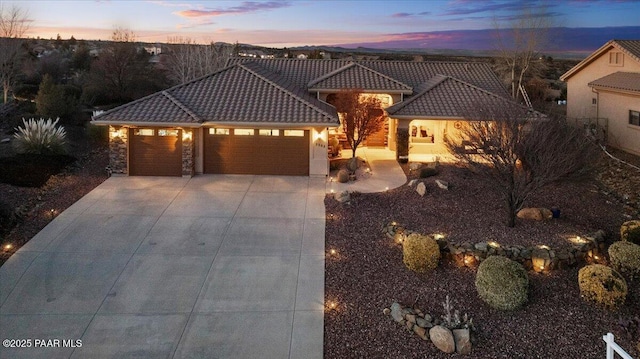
[429,325,455,354]
[517,207,552,221]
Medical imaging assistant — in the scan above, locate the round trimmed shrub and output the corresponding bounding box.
[402,233,441,273]
[621,220,640,245]
[475,256,528,311]
[578,264,627,310]
[608,241,640,280]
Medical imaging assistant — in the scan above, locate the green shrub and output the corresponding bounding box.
[13,118,67,155]
[621,220,640,245]
[578,264,627,310]
[402,233,441,273]
[608,241,640,280]
[419,167,438,178]
[475,256,528,310]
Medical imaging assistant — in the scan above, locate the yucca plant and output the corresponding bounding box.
[13,118,67,155]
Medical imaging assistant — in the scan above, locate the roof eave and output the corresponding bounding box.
[589,85,640,96]
[202,121,340,128]
[389,115,465,120]
[90,120,202,127]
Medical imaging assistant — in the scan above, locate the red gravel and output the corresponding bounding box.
[324,160,640,359]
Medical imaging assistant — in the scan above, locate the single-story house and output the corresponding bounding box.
[560,39,640,156]
[92,58,518,177]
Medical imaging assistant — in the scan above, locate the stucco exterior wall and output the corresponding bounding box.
[597,91,640,155]
[566,48,640,120]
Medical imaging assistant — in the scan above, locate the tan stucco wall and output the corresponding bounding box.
[565,48,640,155]
[566,48,640,120]
[597,90,640,155]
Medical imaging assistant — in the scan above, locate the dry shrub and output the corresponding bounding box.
[475,256,529,311]
[578,264,627,310]
[608,241,640,280]
[402,233,441,273]
[621,220,640,245]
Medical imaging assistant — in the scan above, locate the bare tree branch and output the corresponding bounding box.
[330,89,385,158]
[445,103,598,227]
[163,37,232,85]
[0,4,30,103]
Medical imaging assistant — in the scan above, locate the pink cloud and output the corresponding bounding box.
[175,1,290,18]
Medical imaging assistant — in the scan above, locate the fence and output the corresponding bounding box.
[603,333,634,359]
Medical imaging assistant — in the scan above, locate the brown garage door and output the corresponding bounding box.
[204,128,309,175]
[129,128,182,176]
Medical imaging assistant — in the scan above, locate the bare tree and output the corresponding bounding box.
[494,4,551,101]
[330,89,385,158]
[163,37,232,85]
[0,4,29,103]
[83,27,167,104]
[445,103,598,227]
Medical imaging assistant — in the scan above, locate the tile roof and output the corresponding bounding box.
[386,75,527,119]
[94,62,340,126]
[230,58,509,98]
[589,72,640,93]
[94,58,510,126]
[92,91,201,124]
[307,62,412,93]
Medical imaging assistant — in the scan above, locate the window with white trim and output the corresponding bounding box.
[158,129,178,136]
[630,110,640,127]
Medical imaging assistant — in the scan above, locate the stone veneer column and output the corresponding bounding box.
[108,126,128,174]
[182,130,194,176]
[396,127,409,163]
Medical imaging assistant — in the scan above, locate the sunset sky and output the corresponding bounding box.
[8,0,640,51]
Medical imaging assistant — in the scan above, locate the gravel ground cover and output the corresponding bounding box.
[324,153,640,359]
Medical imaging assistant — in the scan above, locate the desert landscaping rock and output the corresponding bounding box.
[390,302,404,322]
[408,179,417,187]
[416,182,426,197]
[335,190,351,203]
[453,328,472,355]
[435,179,449,190]
[414,325,428,340]
[429,325,456,354]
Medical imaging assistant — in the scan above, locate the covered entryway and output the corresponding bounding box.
[204,128,309,175]
[129,128,182,176]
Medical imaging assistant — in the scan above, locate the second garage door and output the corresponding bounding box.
[204,128,309,175]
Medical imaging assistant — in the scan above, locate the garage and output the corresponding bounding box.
[129,128,182,176]
[204,128,309,175]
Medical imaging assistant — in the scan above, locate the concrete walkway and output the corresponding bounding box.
[0,175,325,359]
[326,147,407,194]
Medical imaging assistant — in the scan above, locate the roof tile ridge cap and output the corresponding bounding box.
[350,62,413,90]
[612,40,640,63]
[307,62,356,87]
[239,63,339,121]
[161,91,202,123]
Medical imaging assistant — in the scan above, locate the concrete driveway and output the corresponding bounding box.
[0,175,325,359]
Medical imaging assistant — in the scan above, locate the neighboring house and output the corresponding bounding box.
[92,58,515,177]
[560,39,640,155]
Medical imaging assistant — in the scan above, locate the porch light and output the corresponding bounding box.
[182,131,192,141]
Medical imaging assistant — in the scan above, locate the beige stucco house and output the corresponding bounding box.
[560,39,640,155]
[92,58,520,177]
